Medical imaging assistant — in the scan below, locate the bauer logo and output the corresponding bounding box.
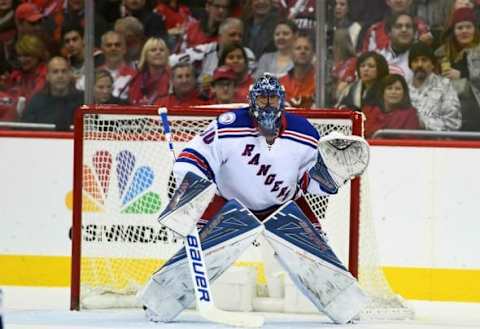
[65,149,162,214]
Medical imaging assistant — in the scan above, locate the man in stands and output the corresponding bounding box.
[77,31,136,100]
[170,17,256,87]
[62,25,85,83]
[377,12,416,81]
[408,42,461,131]
[242,0,281,59]
[155,62,208,107]
[361,0,432,51]
[181,0,231,50]
[280,34,315,108]
[21,56,83,131]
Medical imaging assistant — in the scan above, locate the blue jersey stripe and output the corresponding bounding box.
[280,136,318,149]
[180,148,216,181]
[218,133,259,139]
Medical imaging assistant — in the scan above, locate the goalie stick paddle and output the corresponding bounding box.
[157,107,265,328]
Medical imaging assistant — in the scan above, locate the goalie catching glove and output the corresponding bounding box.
[309,132,370,194]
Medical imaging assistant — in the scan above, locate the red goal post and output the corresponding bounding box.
[70,105,410,319]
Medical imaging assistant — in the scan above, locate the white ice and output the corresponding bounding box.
[2,287,480,329]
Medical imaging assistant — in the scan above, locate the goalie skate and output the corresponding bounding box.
[157,171,216,236]
[263,201,368,324]
[139,199,263,323]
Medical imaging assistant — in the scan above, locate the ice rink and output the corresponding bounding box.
[2,287,480,329]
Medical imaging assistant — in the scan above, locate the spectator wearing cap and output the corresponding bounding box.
[435,7,480,131]
[408,42,461,131]
[218,42,254,103]
[15,3,44,36]
[15,2,59,55]
[209,65,236,104]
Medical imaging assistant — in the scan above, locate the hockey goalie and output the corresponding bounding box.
[138,73,370,326]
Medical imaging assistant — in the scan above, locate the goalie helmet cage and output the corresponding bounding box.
[70,105,412,320]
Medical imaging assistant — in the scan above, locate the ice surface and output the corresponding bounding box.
[2,287,480,329]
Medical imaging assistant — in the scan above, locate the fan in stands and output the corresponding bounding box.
[139,73,371,325]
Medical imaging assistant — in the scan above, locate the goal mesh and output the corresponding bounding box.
[71,105,413,320]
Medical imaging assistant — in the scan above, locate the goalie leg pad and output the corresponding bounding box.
[263,201,368,324]
[139,199,263,322]
[157,171,217,236]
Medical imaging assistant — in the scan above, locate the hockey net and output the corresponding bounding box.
[70,105,413,320]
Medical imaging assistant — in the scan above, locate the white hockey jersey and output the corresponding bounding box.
[173,108,329,212]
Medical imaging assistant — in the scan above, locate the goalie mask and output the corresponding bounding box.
[248,73,285,139]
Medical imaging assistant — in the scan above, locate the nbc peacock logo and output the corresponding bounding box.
[65,149,162,214]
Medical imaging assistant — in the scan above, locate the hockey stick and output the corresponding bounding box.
[158,107,264,328]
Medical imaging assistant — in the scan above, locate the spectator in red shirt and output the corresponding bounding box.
[218,42,254,103]
[154,0,193,52]
[209,65,237,104]
[5,34,49,106]
[279,34,315,108]
[155,62,209,107]
[361,0,432,52]
[77,31,137,100]
[363,73,420,138]
[15,2,59,55]
[128,37,171,105]
[114,16,146,68]
[181,0,231,51]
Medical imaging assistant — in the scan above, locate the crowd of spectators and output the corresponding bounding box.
[1,0,480,137]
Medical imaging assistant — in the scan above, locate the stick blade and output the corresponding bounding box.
[200,306,264,328]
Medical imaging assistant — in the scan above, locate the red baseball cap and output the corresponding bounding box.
[15,3,43,22]
[212,66,236,83]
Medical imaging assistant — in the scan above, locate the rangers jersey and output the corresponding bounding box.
[173,108,329,212]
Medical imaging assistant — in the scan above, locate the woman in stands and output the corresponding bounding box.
[4,34,49,108]
[127,37,171,105]
[94,69,128,105]
[336,51,389,110]
[218,42,254,103]
[363,74,420,138]
[255,20,297,79]
[334,0,362,51]
[436,7,480,131]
